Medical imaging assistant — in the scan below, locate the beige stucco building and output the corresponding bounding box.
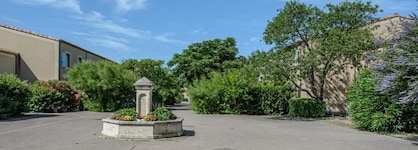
[0,23,110,82]
[295,14,410,114]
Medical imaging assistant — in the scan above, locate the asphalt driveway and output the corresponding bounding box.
[0,102,416,150]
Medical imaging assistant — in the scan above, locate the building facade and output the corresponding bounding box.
[0,23,110,82]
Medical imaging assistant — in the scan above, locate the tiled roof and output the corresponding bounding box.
[384,13,412,20]
[0,23,114,62]
[0,23,59,41]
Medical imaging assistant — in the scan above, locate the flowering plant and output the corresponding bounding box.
[112,108,137,121]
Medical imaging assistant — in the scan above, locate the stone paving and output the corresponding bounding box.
[0,102,417,150]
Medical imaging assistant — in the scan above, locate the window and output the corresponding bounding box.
[61,51,71,68]
[66,53,71,68]
[78,56,83,64]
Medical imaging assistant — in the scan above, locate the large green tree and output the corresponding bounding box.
[263,0,380,100]
[121,59,182,106]
[66,61,135,111]
[167,37,241,85]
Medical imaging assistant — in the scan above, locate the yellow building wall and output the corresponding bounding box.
[0,27,59,82]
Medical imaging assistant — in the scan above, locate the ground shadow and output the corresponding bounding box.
[267,116,316,121]
[182,130,195,136]
[267,115,349,122]
[166,102,191,111]
[0,113,59,122]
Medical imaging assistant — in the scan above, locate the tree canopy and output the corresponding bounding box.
[121,59,182,106]
[167,37,241,86]
[263,0,380,100]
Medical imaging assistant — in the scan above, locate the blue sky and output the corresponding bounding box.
[0,0,416,63]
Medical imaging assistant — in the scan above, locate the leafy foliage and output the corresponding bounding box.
[188,70,293,115]
[29,81,65,113]
[289,98,326,118]
[248,83,293,115]
[0,74,31,119]
[372,14,418,103]
[111,108,137,121]
[149,107,177,121]
[32,80,83,111]
[66,61,135,112]
[167,37,241,86]
[347,69,418,132]
[121,59,182,106]
[188,75,222,114]
[263,0,379,100]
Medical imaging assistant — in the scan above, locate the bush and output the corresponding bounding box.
[188,71,293,115]
[289,98,326,118]
[29,81,65,113]
[249,83,293,115]
[111,108,137,121]
[347,69,418,132]
[149,107,177,121]
[32,80,83,112]
[29,80,83,112]
[0,74,31,119]
[66,61,135,112]
[188,77,222,114]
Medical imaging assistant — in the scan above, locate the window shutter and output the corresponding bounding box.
[61,52,67,68]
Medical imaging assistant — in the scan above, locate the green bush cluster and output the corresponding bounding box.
[30,83,64,113]
[347,69,418,132]
[29,80,83,113]
[0,74,31,119]
[188,71,293,115]
[149,107,177,121]
[66,61,136,112]
[289,98,326,118]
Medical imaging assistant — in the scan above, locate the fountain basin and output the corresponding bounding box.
[102,117,183,139]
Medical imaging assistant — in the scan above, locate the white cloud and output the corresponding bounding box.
[154,33,187,44]
[71,31,131,51]
[16,0,83,14]
[74,11,151,38]
[249,37,259,42]
[192,29,208,35]
[115,0,147,13]
[88,37,131,51]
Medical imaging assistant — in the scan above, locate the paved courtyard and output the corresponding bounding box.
[0,102,416,150]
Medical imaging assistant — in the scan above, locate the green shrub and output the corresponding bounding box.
[66,61,135,112]
[83,100,103,112]
[29,82,66,112]
[346,69,381,130]
[188,70,293,115]
[0,74,31,119]
[149,107,176,121]
[289,98,326,118]
[111,108,137,121]
[188,77,222,114]
[249,83,292,115]
[347,69,418,133]
[33,80,83,111]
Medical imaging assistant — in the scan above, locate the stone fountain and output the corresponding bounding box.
[101,77,183,139]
